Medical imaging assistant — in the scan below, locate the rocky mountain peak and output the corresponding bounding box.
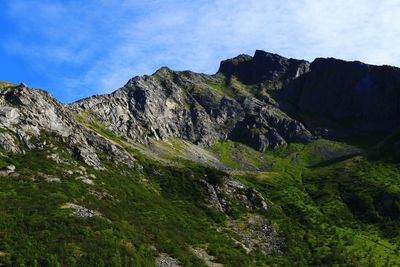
[153,66,174,77]
[4,49,400,164]
[217,50,310,84]
[70,54,313,152]
[276,56,400,138]
[0,83,136,170]
[3,49,400,266]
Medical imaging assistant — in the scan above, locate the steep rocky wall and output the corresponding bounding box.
[70,66,312,152]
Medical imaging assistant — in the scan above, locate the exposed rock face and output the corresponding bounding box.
[71,71,227,147]
[217,50,310,85]
[0,165,16,176]
[201,176,268,214]
[228,215,284,255]
[0,132,20,153]
[70,63,312,151]
[216,50,400,139]
[228,97,312,151]
[0,85,135,169]
[2,49,399,164]
[61,203,101,218]
[277,58,400,136]
[156,255,182,267]
[200,177,283,255]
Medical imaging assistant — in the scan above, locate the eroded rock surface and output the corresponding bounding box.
[228,215,284,255]
[0,84,135,169]
[61,203,101,218]
[156,255,182,267]
[70,61,312,151]
[201,176,268,213]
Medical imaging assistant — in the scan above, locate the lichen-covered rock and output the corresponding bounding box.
[61,203,101,218]
[0,165,16,176]
[0,132,20,153]
[202,176,268,213]
[156,255,182,267]
[228,215,284,255]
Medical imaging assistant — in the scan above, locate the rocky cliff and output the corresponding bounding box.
[277,58,400,137]
[217,50,310,85]
[0,83,135,169]
[70,53,313,152]
[2,50,400,162]
[2,51,400,266]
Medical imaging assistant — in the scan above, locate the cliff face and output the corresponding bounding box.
[67,50,400,152]
[2,51,400,266]
[217,50,310,84]
[70,64,312,152]
[277,58,400,135]
[218,51,400,138]
[3,50,400,158]
[0,84,135,169]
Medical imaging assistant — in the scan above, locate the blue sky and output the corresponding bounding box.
[1,0,400,103]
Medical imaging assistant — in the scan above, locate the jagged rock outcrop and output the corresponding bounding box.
[228,215,285,255]
[61,203,102,218]
[156,255,182,267]
[70,61,312,151]
[228,97,312,151]
[0,84,135,169]
[200,176,268,213]
[217,50,310,85]
[200,177,284,255]
[4,49,399,161]
[277,58,400,137]
[216,50,400,140]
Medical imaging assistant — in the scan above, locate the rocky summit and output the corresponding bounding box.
[70,58,313,152]
[1,50,400,266]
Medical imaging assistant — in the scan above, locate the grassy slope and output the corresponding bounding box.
[210,140,400,266]
[0,81,16,90]
[0,86,399,265]
[0,119,270,266]
[0,141,268,266]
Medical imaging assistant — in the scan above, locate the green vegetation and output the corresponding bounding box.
[205,81,235,98]
[204,77,259,99]
[0,81,16,90]
[372,128,400,161]
[209,140,276,171]
[210,139,400,266]
[1,118,400,266]
[207,75,284,99]
[0,135,269,266]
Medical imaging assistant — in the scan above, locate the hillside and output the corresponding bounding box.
[1,51,400,266]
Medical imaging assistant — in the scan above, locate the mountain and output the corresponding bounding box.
[1,51,400,266]
[70,61,312,152]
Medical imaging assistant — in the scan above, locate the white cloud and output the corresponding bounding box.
[3,0,400,101]
[290,0,400,65]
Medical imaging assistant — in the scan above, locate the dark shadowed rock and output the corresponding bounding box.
[218,50,310,85]
[3,49,399,160]
[278,58,400,136]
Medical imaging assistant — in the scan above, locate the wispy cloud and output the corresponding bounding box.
[290,0,400,65]
[2,0,400,102]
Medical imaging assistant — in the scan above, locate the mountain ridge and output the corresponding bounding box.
[1,51,400,266]
[3,49,400,158]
